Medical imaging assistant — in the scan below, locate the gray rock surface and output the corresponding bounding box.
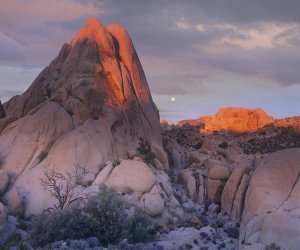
[240,148,300,250]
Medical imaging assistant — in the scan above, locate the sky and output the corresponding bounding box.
[0,0,300,122]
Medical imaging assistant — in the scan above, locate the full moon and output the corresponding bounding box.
[171,97,176,102]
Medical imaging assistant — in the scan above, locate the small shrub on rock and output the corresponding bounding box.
[112,159,121,167]
[177,212,204,229]
[137,138,156,165]
[31,187,154,247]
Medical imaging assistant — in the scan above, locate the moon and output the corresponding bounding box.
[171,97,176,102]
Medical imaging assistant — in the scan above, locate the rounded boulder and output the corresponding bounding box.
[105,160,156,194]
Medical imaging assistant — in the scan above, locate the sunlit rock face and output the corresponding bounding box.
[0,18,163,215]
[178,107,275,133]
[207,107,275,133]
[274,116,300,130]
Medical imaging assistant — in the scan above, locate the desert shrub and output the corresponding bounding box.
[51,237,100,249]
[113,241,164,250]
[265,242,281,250]
[83,187,129,246]
[126,208,153,243]
[137,138,156,165]
[31,206,82,246]
[31,187,154,247]
[1,234,29,250]
[112,159,121,167]
[218,142,228,149]
[177,209,204,229]
[225,226,239,239]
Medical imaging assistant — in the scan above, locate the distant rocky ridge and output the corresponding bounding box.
[274,115,300,129]
[164,109,300,154]
[173,107,300,154]
[178,107,300,133]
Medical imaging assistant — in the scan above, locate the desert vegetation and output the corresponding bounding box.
[137,137,156,165]
[31,187,155,247]
[40,169,81,211]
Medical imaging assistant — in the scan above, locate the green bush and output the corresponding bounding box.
[137,137,156,165]
[83,186,129,246]
[31,187,154,247]
[126,207,154,243]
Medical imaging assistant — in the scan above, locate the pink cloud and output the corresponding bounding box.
[0,0,102,25]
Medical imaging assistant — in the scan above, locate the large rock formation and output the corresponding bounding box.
[0,18,164,216]
[178,107,275,133]
[207,107,275,133]
[240,148,300,249]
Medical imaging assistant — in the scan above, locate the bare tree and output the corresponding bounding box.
[41,164,88,212]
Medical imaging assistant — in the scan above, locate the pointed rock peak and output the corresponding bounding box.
[107,23,133,52]
[107,23,126,34]
[85,17,102,29]
[107,22,133,59]
[70,17,114,55]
